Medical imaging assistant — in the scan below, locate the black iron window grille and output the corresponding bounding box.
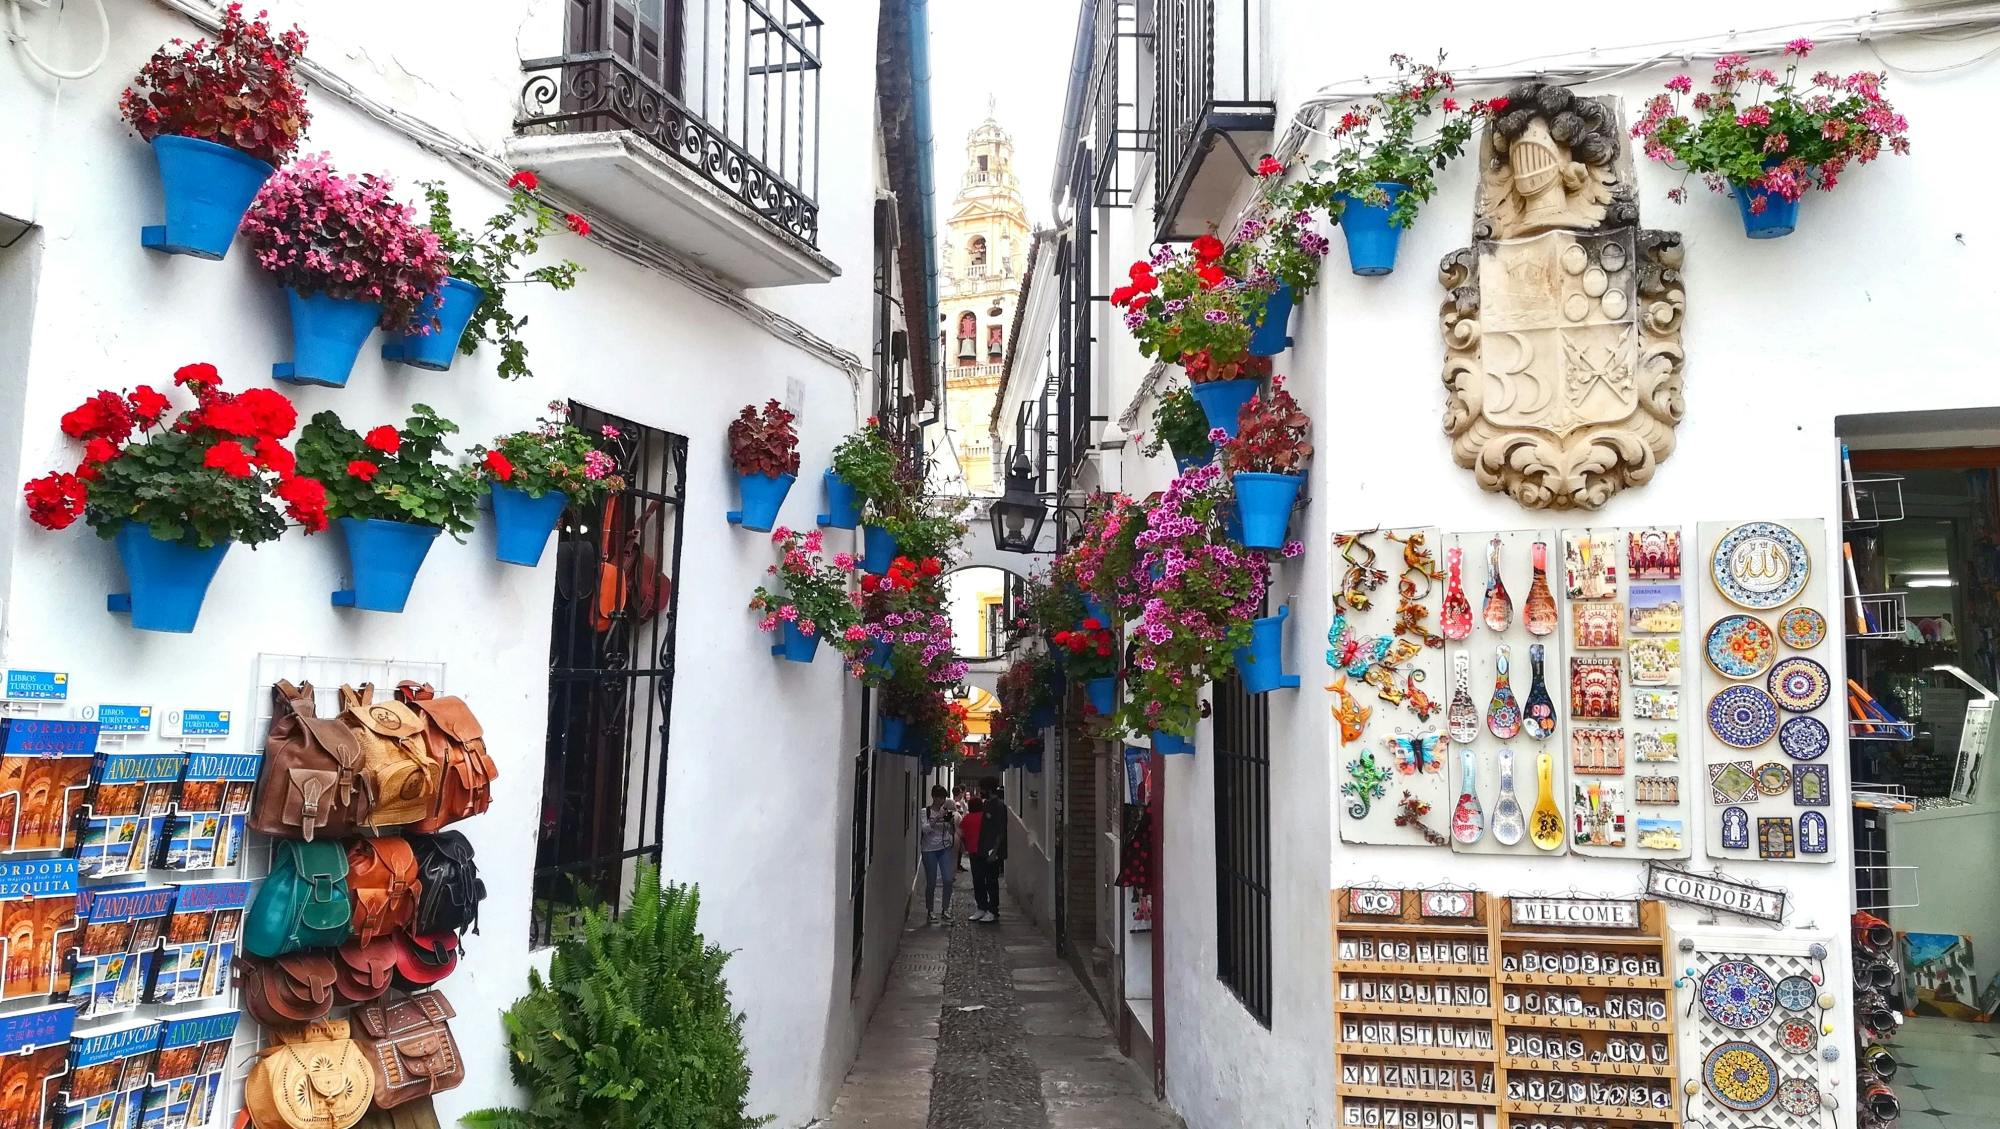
[1091,0,1156,209]
[519,0,824,248]
[1054,149,1095,494]
[1213,668,1272,1026]
[1153,0,1273,236]
[851,687,874,987]
[532,405,689,947]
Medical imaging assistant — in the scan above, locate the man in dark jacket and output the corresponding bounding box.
[969,778,1008,923]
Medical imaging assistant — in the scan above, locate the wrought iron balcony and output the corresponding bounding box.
[1153,0,1273,241]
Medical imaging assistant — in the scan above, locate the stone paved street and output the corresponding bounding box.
[826,871,1178,1129]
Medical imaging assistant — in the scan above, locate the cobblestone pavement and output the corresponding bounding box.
[826,870,1178,1129]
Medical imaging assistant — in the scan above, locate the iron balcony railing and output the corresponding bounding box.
[1154,0,1272,231]
[518,0,823,249]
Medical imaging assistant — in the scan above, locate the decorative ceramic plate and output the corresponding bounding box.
[1703,1040,1779,1111]
[1777,1077,1821,1115]
[1776,975,1819,1012]
[1778,607,1828,649]
[1756,762,1792,797]
[1712,522,1812,610]
[1700,960,1778,1030]
[1768,657,1832,713]
[1777,1017,1819,1056]
[1709,686,1781,749]
[1778,716,1831,761]
[1706,614,1779,679]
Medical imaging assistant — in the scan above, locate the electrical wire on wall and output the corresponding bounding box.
[5,0,110,81]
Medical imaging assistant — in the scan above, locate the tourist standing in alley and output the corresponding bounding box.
[919,785,957,925]
[970,779,1009,923]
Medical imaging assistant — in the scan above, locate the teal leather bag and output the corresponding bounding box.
[246,839,353,957]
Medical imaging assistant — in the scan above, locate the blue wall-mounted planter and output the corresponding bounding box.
[817,469,861,529]
[727,472,795,532]
[106,525,231,633]
[274,288,383,387]
[1234,604,1301,694]
[1233,471,1305,550]
[381,277,483,370]
[1222,498,1244,545]
[1084,676,1117,716]
[1171,443,1215,477]
[333,517,441,613]
[771,619,821,663]
[1732,180,1801,239]
[1017,753,1044,774]
[1247,282,1295,357]
[490,486,568,566]
[865,638,893,673]
[1079,593,1108,627]
[861,523,897,574]
[1153,730,1195,756]
[140,135,274,260]
[1029,703,1056,730]
[1190,378,1260,440]
[878,714,908,751]
[1334,182,1410,276]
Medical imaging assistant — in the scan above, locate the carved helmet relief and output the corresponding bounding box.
[1441,83,1686,510]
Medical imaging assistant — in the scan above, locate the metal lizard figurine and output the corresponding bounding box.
[1333,528,1388,611]
[1386,531,1446,649]
[1342,747,1392,819]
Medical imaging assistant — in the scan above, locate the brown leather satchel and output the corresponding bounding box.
[345,837,422,946]
[251,680,373,841]
[245,1019,374,1129]
[393,683,498,833]
[338,684,441,829]
[333,936,398,1004]
[239,952,337,1026]
[353,990,463,1108]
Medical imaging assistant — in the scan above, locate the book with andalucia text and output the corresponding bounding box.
[160,753,258,873]
[0,719,97,853]
[0,1002,79,1129]
[61,885,173,1020]
[0,857,79,999]
[75,753,184,879]
[144,881,247,1006]
[59,1018,157,1129]
[135,1011,234,1129]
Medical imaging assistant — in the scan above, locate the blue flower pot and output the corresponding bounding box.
[140,135,275,260]
[865,638,894,672]
[861,524,897,573]
[1222,499,1245,544]
[273,288,384,387]
[1079,594,1108,627]
[727,472,795,532]
[490,486,569,566]
[879,714,908,751]
[1732,178,1801,239]
[1248,282,1295,357]
[817,469,861,529]
[1018,753,1044,774]
[1234,604,1301,694]
[1335,182,1410,277]
[1029,703,1056,730]
[772,619,821,663]
[1153,730,1195,756]
[1189,378,1261,440]
[381,277,483,370]
[1085,676,1117,716]
[106,525,231,633]
[332,517,441,613]
[1171,443,1215,476]
[1233,471,1305,550]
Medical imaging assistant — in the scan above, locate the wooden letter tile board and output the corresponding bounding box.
[1333,890,1683,1129]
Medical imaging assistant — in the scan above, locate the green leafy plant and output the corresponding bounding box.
[463,862,771,1129]
[829,419,900,513]
[749,527,864,654]
[417,175,584,381]
[472,402,626,504]
[1140,384,1213,462]
[294,405,481,538]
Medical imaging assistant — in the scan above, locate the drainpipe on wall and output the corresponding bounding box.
[906,0,941,423]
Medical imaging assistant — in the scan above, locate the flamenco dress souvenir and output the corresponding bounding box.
[1490,749,1525,846]
[1482,536,1513,631]
[1524,541,1558,636]
[1699,960,1778,1030]
[1441,547,1472,640]
[1529,752,1564,851]
[1522,643,1556,740]
[1768,656,1832,713]
[1711,521,1812,611]
[1452,748,1485,844]
[1447,654,1479,744]
[1488,645,1522,740]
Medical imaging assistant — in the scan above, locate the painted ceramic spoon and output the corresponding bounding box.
[1491,750,1524,846]
[1447,653,1479,744]
[1524,540,1558,637]
[1523,643,1556,741]
[1441,546,1472,641]
[1530,752,1564,851]
[1487,644,1521,740]
[1482,536,1513,632]
[1452,749,1485,845]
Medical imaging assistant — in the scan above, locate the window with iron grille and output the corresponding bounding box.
[851,686,874,987]
[532,406,688,947]
[1213,669,1272,1026]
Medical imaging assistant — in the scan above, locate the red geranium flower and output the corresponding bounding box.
[127,385,171,427]
[484,450,515,482]
[1191,234,1225,262]
[194,398,258,438]
[173,362,219,387]
[1196,263,1226,289]
[363,426,401,455]
[83,438,119,466]
[860,574,881,593]
[1110,285,1138,307]
[565,213,591,237]
[1256,155,1283,177]
[203,440,255,479]
[253,436,295,476]
[1081,617,1102,631]
[920,557,941,576]
[235,387,298,439]
[507,169,540,191]
[1488,96,1511,115]
[22,473,87,531]
[346,460,380,482]
[274,474,328,533]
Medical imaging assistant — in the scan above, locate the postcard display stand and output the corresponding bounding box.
[1675,930,1838,1127]
[1696,521,1837,863]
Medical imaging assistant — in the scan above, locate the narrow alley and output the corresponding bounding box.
[827,873,1179,1129]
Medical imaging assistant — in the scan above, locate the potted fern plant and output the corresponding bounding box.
[726,400,800,533]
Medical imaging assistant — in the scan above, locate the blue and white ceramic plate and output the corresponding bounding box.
[1775,974,1818,1012]
[1709,685,1781,749]
[1712,522,1812,611]
[1778,716,1830,761]
[1768,656,1832,713]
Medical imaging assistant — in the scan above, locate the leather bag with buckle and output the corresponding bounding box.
[346,836,422,946]
[393,683,498,833]
[246,839,352,957]
[334,936,398,1005]
[407,832,483,936]
[251,680,372,841]
[245,1019,374,1129]
[339,684,442,829]
[391,930,460,991]
[239,952,336,1026]
[353,990,464,1108]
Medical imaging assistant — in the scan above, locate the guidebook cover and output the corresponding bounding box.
[145,882,247,1007]
[0,858,79,998]
[134,1011,234,1129]
[62,886,173,1020]
[161,754,258,873]
[0,1002,78,1129]
[0,720,97,854]
[59,1018,157,1129]
[75,754,184,879]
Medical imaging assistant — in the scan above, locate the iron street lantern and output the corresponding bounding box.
[989,452,1048,554]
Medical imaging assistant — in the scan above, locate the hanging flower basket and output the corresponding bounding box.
[817,469,862,529]
[1028,702,1056,730]
[1334,182,1410,276]
[771,619,822,663]
[1084,676,1118,716]
[861,523,897,574]
[878,714,909,751]
[107,525,232,633]
[1247,281,1295,356]
[1732,172,1803,239]
[273,289,384,388]
[490,486,569,567]
[1153,730,1195,755]
[727,472,796,533]
[141,137,275,259]
[332,517,441,613]
[1189,378,1261,440]
[1234,604,1301,694]
[381,278,484,370]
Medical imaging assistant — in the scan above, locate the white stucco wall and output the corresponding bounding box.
[1,2,912,1125]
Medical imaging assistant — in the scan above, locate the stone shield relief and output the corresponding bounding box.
[1441,84,1686,510]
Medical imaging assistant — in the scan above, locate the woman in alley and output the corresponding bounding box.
[919,785,957,925]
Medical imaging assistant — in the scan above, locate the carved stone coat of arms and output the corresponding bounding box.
[1441,84,1686,510]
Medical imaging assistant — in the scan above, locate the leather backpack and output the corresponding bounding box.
[407,833,483,936]
[353,1100,440,1129]
[391,930,460,991]
[353,991,464,1108]
[252,680,372,841]
[393,683,498,833]
[338,685,442,829]
[240,953,336,1026]
[346,837,422,946]
[246,839,352,957]
[333,936,398,1004]
[245,1019,374,1129]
